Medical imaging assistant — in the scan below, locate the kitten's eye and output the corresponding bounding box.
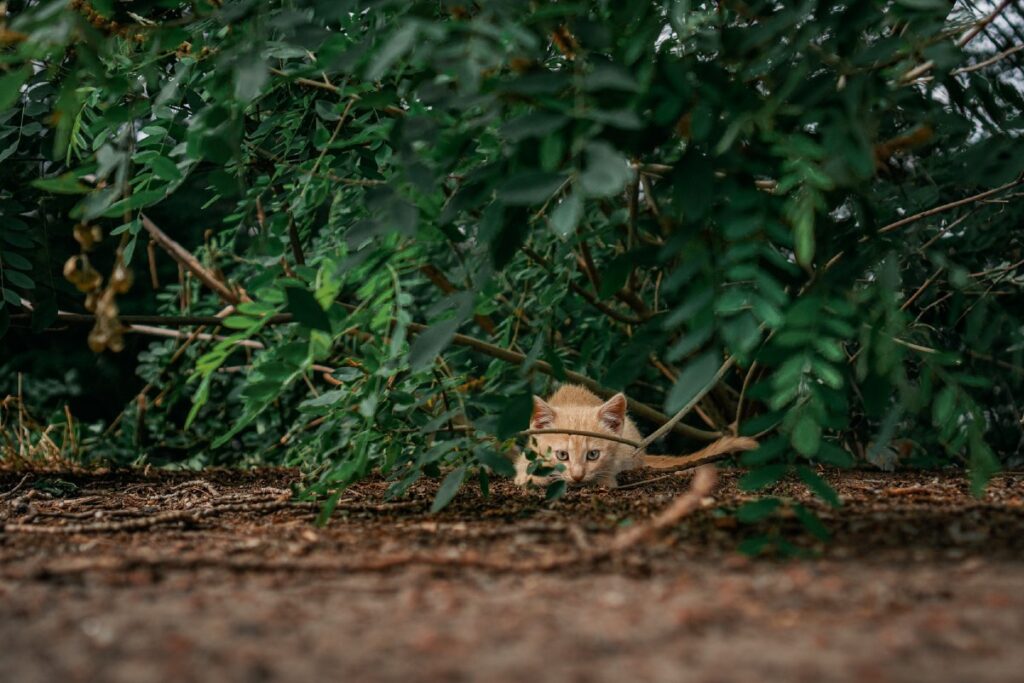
[555,450,570,461]
[586,449,601,461]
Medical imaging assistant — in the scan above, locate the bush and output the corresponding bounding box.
[2,1,1023,507]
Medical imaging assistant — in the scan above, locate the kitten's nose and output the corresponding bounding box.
[569,469,585,483]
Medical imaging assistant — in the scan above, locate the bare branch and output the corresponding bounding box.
[141,215,240,305]
[878,176,1024,234]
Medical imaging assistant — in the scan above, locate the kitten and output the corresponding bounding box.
[515,384,757,488]
[515,385,644,488]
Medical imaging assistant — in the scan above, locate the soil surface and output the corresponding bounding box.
[2,466,1023,683]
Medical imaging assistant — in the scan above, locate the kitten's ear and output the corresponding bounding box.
[597,393,627,434]
[531,396,555,429]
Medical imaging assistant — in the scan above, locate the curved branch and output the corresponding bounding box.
[519,428,642,448]
[634,356,737,453]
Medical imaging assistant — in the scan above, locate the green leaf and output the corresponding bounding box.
[739,463,788,491]
[584,63,639,92]
[796,466,841,507]
[0,66,30,111]
[933,386,956,427]
[586,108,643,129]
[791,414,821,456]
[4,270,33,289]
[431,465,466,513]
[0,253,25,276]
[817,442,855,468]
[496,392,533,440]
[235,57,268,102]
[968,435,1000,498]
[148,156,182,181]
[408,318,459,371]
[549,192,582,238]
[476,449,516,477]
[597,255,632,299]
[894,0,948,9]
[738,535,773,556]
[315,100,341,121]
[498,172,567,205]
[793,504,829,542]
[792,191,816,268]
[737,498,781,523]
[30,295,58,333]
[500,112,568,142]
[672,151,715,219]
[1,287,21,306]
[664,350,720,414]
[546,479,567,501]
[285,287,332,332]
[366,22,418,81]
[316,491,343,527]
[580,142,631,198]
[222,315,257,329]
[31,175,91,194]
[300,389,346,409]
[100,190,166,218]
[539,133,565,172]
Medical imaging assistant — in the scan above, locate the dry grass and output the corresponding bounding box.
[0,373,79,469]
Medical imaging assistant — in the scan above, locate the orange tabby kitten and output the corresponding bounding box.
[515,384,756,488]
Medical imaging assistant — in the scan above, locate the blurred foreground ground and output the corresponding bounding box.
[2,467,1023,683]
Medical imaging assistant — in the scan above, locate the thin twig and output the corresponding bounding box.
[520,428,642,449]
[900,267,944,312]
[634,356,737,454]
[900,0,1016,82]
[952,43,1024,76]
[878,176,1024,234]
[125,324,265,349]
[1,474,31,500]
[733,360,759,433]
[140,215,240,305]
[269,67,405,117]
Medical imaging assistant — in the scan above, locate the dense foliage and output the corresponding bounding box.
[2,1,1023,521]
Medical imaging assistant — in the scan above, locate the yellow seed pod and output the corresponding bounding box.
[63,254,101,291]
[84,291,99,312]
[63,254,81,280]
[87,325,108,353]
[111,261,133,294]
[94,288,118,319]
[107,329,125,353]
[73,222,102,251]
[80,267,102,292]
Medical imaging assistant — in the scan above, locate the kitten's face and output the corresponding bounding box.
[530,433,611,484]
[528,393,627,486]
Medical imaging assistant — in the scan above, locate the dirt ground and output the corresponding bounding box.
[2,466,1023,683]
